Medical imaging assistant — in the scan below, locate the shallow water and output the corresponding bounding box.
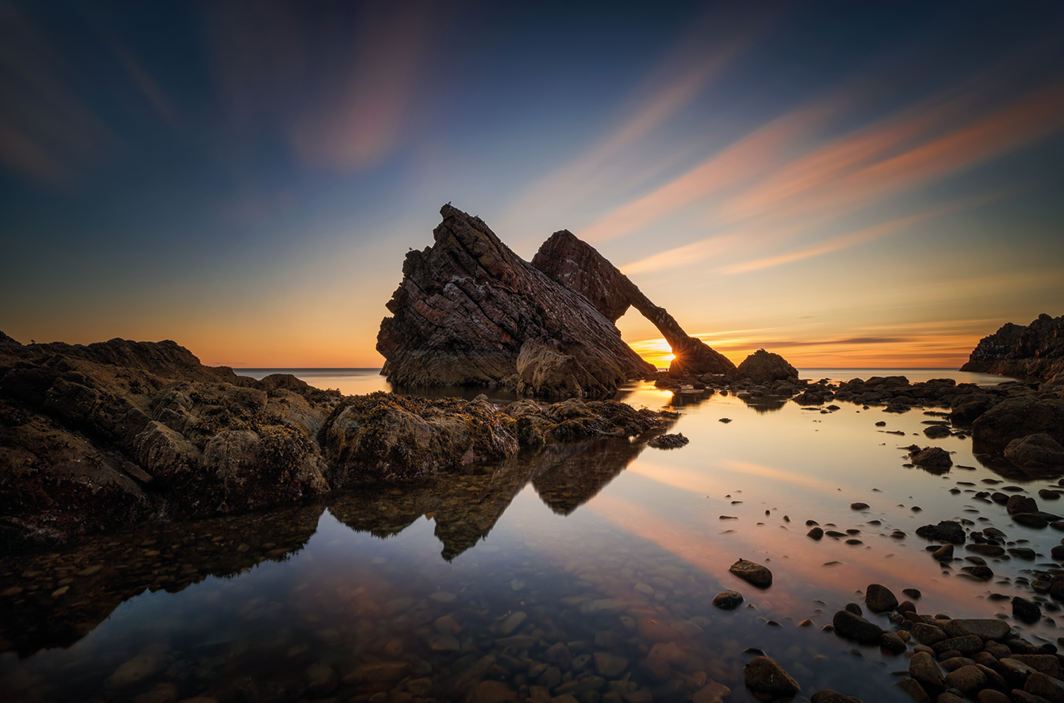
[2,374,1061,703]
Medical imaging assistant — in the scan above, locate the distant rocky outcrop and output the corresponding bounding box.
[734,349,798,384]
[376,205,656,397]
[531,230,736,377]
[0,335,677,553]
[961,313,1064,381]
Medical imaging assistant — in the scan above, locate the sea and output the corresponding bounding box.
[0,367,1052,703]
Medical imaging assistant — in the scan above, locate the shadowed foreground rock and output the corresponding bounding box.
[0,335,674,553]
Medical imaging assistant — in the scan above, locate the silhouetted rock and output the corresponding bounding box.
[377,205,654,397]
[531,228,735,377]
[916,520,966,544]
[961,313,1064,381]
[735,349,798,384]
[910,446,953,470]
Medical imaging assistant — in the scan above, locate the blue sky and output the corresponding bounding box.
[2,1,1063,367]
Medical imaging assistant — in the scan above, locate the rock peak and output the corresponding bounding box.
[377,205,654,397]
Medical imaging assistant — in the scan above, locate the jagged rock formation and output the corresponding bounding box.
[531,230,736,377]
[961,313,1064,381]
[377,205,656,397]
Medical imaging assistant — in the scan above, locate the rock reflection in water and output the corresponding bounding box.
[0,502,324,657]
[332,433,660,559]
[0,432,665,656]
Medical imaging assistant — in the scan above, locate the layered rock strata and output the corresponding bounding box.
[376,205,655,397]
[531,229,735,377]
[961,313,1064,381]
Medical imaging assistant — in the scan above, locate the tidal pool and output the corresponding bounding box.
[2,375,1060,703]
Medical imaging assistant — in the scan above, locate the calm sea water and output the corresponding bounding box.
[232,367,1019,398]
[1,370,1054,703]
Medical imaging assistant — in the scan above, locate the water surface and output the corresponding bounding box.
[2,372,1059,703]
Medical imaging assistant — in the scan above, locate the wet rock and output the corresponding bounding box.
[911,623,947,646]
[693,681,731,703]
[648,433,689,449]
[593,652,628,678]
[893,678,930,702]
[729,558,772,588]
[743,656,800,697]
[832,610,883,644]
[850,502,870,511]
[924,425,952,439]
[909,651,945,694]
[498,611,526,636]
[944,664,987,695]
[808,527,824,540]
[972,396,1064,447]
[1007,495,1039,516]
[467,680,517,703]
[1025,671,1064,702]
[881,631,907,653]
[916,521,966,544]
[933,635,984,656]
[1006,433,1064,468]
[945,619,1011,641]
[546,642,572,670]
[712,591,744,610]
[1013,597,1042,623]
[910,446,953,469]
[932,544,955,561]
[865,583,899,612]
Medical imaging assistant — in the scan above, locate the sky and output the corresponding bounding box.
[2,1,1063,369]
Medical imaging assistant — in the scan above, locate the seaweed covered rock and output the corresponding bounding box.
[320,393,519,484]
[0,341,338,552]
[376,205,654,397]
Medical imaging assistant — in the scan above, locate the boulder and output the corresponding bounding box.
[909,446,953,470]
[1005,433,1064,468]
[743,656,799,697]
[734,349,798,384]
[376,205,655,397]
[972,397,1064,447]
[832,609,883,644]
[865,584,899,613]
[729,558,772,588]
[916,521,966,544]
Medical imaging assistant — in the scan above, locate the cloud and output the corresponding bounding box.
[287,5,436,172]
[0,4,114,181]
[619,232,742,276]
[504,4,773,225]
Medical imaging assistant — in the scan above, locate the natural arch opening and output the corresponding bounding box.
[615,309,673,370]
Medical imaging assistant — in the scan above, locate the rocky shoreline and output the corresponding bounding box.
[0,336,677,554]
